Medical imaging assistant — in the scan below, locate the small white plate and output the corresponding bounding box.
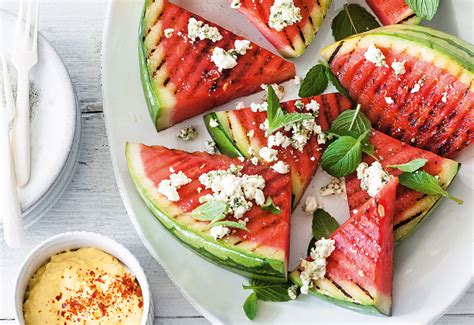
[102,0,473,323]
[0,9,81,230]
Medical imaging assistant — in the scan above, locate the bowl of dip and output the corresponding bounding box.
[14,232,153,324]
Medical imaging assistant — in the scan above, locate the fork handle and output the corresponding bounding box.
[0,114,25,248]
[11,71,30,187]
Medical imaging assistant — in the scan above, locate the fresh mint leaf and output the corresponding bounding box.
[321,135,363,177]
[212,220,250,231]
[191,201,226,222]
[405,0,439,20]
[325,67,350,98]
[312,209,340,240]
[298,64,328,97]
[243,292,257,320]
[243,279,294,302]
[266,86,312,135]
[399,170,463,204]
[261,197,281,214]
[330,105,371,141]
[331,4,380,41]
[388,158,428,172]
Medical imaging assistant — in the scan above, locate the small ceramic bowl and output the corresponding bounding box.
[14,232,153,325]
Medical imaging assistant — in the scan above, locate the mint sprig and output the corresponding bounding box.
[331,4,380,41]
[298,64,328,97]
[266,86,312,135]
[399,170,463,204]
[307,209,340,255]
[261,197,281,214]
[388,158,428,172]
[191,200,226,223]
[405,0,439,21]
[212,220,249,232]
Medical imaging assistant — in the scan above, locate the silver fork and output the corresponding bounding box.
[11,0,40,187]
[0,57,25,248]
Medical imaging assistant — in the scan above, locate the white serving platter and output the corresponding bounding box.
[101,0,473,323]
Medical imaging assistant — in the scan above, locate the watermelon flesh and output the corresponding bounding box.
[231,0,332,58]
[205,93,353,206]
[126,143,292,281]
[366,0,419,25]
[321,25,474,158]
[140,0,296,130]
[290,178,398,315]
[345,130,459,242]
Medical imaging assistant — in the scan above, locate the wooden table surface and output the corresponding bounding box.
[0,1,472,324]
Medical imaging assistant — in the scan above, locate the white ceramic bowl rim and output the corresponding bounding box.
[14,231,152,325]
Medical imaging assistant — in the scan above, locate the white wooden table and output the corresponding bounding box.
[0,1,472,324]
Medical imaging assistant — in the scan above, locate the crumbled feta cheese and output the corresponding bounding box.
[211,47,238,71]
[293,75,302,85]
[236,101,245,109]
[317,132,331,145]
[441,91,448,103]
[305,100,320,114]
[358,270,365,277]
[169,167,175,173]
[187,17,223,43]
[176,125,198,141]
[209,118,219,128]
[230,0,241,8]
[259,146,278,162]
[321,177,346,197]
[268,0,302,32]
[210,225,230,240]
[250,157,259,165]
[250,102,268,112]
[259,119,269,131]
[247,130,255,138]
[385,96,394,104]
[364,44,388,67]
[248,146,255,156]
[302,195,321,215]
[288,284,298,300]
[299,238,335,294]
[205,140,218,154]
[283,117,322,151]
[158,171,191,201]
[267,131,291,148]
[356,161,391,197]
[272,161,289,174]
[234,39,252,55]
[294,100,304,110]
[411,77,424,93]
[391,60,406,76]
[261,83,285,100]
[164,28,174,38]
[238,157,245,162]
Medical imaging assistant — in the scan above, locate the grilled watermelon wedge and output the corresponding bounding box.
[140,0,296,131]
[230,0,332,58]
[366,0,420,25]
[126,143,292,281]
[346,130,459,243]
[290,178,398,315]
[203,93,353,206]
[321,24,474,157]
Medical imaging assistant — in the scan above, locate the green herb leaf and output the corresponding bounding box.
[243,279,293,302]
[399,170,463,204]
[212,220,250,231]
[266,86,313,135]
[261,197,281,214]
[312,209,340,240]
[321,136,362,177]
[330,105,371,141]
[388,158,428,172]
[243,292,257,320]
[298,64,328,97]
[325,67,350,98]
[191,200,227,221]
[405,0,439,20]
[331,4,380,41]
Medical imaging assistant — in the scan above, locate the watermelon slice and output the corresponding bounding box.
[203,93,353,206]
[321,24,474,157]
[366,0,420,25]
[230,0,332,58]
[290,178,398,315]
[139,0,296,131]
[345,130,459,243]
[126,143,292,281]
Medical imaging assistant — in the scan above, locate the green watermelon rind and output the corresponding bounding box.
[139,0,162,130]
[394,160,460,243]
[288,271,385,316]
[126,142,287,282]
[321,24,474,73]
[204,113,245,158]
